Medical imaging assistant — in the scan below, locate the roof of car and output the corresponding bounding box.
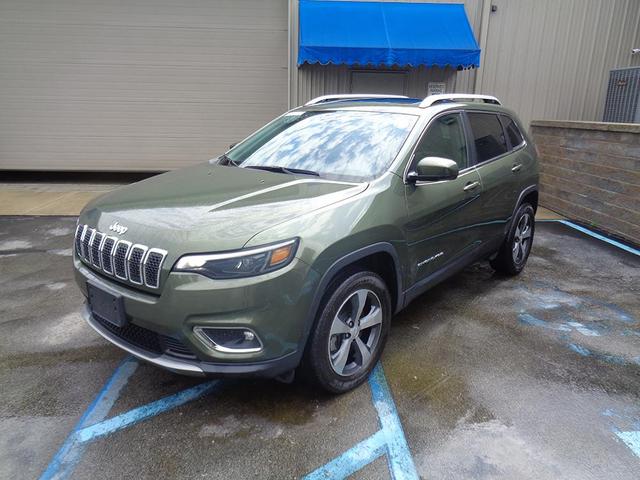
[301,100,425,115]
[298,94,507,116]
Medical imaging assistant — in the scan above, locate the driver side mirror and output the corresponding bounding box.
[407,156,459,183]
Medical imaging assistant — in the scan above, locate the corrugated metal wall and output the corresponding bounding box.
[3,0,639,171]
[295,65,457,104]
[290,0,640,130]
[0,0,288,171]
[472,0,640,129]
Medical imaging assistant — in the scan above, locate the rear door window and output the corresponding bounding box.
[502,115,525,148]
[466,113,508,163]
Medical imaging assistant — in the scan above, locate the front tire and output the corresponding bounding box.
[302,270,391,394]
[490,203,535,275]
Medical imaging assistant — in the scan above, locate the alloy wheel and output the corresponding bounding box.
[512,213,532,264]
[328,288,383,377]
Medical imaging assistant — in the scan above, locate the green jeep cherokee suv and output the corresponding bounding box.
[73,94,538,393]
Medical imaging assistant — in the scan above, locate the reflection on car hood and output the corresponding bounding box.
[81,163,367,254]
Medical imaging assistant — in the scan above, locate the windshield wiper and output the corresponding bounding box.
[219,153,239,167]
[244,165,320,177]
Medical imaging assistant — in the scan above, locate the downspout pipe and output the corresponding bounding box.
[474,0,492,93]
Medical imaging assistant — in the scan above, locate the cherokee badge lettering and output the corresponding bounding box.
[417,251,444,267]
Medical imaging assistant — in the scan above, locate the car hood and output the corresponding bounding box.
[81,163,367,256]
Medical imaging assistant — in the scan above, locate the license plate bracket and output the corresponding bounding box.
[87,283,127,328]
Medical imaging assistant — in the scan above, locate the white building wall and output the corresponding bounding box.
[0,0,289,171]
[2,0,639,171]
[471,0,640,128]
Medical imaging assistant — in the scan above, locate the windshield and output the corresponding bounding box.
[226,110,418,182]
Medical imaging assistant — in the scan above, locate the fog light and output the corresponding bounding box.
[193,327,262,353]
[243,331,255,341]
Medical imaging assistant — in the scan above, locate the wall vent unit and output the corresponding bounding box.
[603,67,640,123]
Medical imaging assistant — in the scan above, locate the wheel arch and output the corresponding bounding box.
[301,243,404,354]
[506,185,538,234]
[520,188,539,213]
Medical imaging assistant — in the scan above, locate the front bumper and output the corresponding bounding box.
[74,254,320,378]
[83,304,300,377]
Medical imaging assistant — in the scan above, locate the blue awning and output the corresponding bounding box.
[298,1,480,69]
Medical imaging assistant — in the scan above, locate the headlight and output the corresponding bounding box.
[173,238,298,279]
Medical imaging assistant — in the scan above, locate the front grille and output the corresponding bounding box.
[160,335,197,359]
[101,237,116,274]
[82,228,94,262]
[74,224,167,290]
[127,245,147,284]
[144,250,165,288]
[113,241,131,279]
[93,314,195,359]
[94,314,163,354]
[90,232,104,268]
[74,225,85,255]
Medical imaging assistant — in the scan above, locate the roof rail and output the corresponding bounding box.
[419,94,501,108]
[304,94,409,106]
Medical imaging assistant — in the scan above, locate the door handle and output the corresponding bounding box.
[511,163,522,173]
[463,181,480,192]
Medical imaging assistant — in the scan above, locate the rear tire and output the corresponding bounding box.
[301,270,391,394]
[490,203,535,275]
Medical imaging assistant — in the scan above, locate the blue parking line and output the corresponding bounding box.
[40,356,139,480]
[46,355,414,480]
[41,357,219,480]
[616,431,640,458]
[567,342,640,366]
[518,313,571,331]
[303,364,419,480]
[369,364,419,480]
[602,410,640,459]
[303,430,387,479]
[75,380,220,443]
[541,219,640,256]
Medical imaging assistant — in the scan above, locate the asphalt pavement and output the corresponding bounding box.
[0,216,638,479]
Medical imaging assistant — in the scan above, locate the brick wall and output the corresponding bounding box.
[530,120,640,245]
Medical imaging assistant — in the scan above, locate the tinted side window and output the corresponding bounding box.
[467,113,508,163]
[503,115,524,148]
[413,113,467,169]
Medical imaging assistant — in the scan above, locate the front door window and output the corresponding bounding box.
[413,113,468,169]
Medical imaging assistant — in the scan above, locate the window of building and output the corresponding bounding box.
[467,113,508,163]
[413,113,467,169]
[350,71,408,96]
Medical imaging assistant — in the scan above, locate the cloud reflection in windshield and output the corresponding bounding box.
[240,111,417,181]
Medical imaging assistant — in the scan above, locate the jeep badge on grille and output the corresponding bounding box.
[109,221,128,235]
